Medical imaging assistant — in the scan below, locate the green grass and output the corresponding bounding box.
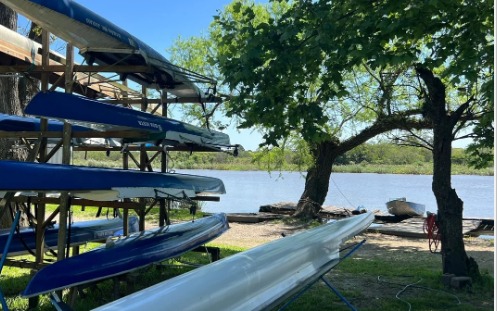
[331,163,494,176]
[1,211,493,310]
[273,247,494,311]
[72,155,493,176]
[2,242,492,310]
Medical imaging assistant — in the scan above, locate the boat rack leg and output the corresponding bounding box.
[50,292,74,311]
[278,239,367,311]
[0,210,22,311]
[191,245,221,261]
[320,276,357,311]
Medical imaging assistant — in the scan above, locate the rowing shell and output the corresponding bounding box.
[0,216,138,257]
[0,160,225,201]
[22,213,229,298]
[24,91,231,149]
[93,213,374,311]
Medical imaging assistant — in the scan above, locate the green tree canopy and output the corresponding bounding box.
[211,0,493,279]
[213,0,493,148]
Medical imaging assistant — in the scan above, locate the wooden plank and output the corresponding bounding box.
[0,25,142,99]
[0,130,149,139]
[0,64,151,73]
[368,217,482,238]
[10,196,142,210]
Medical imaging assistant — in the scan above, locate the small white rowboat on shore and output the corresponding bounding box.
[386,198,425,217]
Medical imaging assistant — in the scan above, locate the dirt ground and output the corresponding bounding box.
[213,220,495,309]
[214,221,495,275]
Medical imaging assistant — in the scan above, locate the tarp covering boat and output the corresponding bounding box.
[93,213,374,311]
[24,92,231,148]
[0,0,212,98]
[0,160,225,200]
[0,216,138,257]
[22,213,229,298]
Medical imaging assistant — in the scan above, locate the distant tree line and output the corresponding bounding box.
[73,142,493,173]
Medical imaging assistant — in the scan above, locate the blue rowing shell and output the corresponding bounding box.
[0,113,90,132]
[22,213,229,297]
[0,160,225,199]
[0,217,138,257]
[25,91,231,146]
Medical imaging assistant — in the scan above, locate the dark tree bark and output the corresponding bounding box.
[416,66,479,278]
[0,5,18,228]
[0,5,30,228]
[0,4,25,160]
[294,140,338,219]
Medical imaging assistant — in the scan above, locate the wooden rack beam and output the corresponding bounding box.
[0,64,152,74]
[0,130,149,139]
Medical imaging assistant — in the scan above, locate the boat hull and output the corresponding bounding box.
[24,92,231,147]
[0,112,118,146]
[0,113,85,132]
[386,199,425,217]
[93,213,374,311]
[0,160,225,200]
[22,213,229,297]
[0,217,138,257]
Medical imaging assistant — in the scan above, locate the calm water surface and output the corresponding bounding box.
[179,170,494,219]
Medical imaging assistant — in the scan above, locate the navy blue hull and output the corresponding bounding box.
[22,213,229,297]
[0,160,225,197]
[0,113,89,132]
[25,92,230,146]
[0,217,138,257]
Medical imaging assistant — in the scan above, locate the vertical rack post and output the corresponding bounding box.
[30,29,50,309]
[159,91,170,226]
[56,43,74,261]
[122,80,130,236]
[138,85,147,231]
[34,29,50,266]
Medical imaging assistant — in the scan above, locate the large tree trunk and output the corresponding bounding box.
[0,5,30,229]
[294,140,338,219]
[416,66,479,278]
[0,4,26,160]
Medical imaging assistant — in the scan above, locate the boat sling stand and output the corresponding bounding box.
[277,239,367,311]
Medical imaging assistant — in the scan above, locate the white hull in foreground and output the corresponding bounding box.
[93,212,374,311]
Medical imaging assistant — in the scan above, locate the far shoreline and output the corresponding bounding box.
[73,159,494,176]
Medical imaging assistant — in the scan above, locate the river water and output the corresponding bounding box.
[177,170,495,219]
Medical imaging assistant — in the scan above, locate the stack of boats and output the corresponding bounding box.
[0,0,375,309]
[0,0,235,306]
[0,93,233,309]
